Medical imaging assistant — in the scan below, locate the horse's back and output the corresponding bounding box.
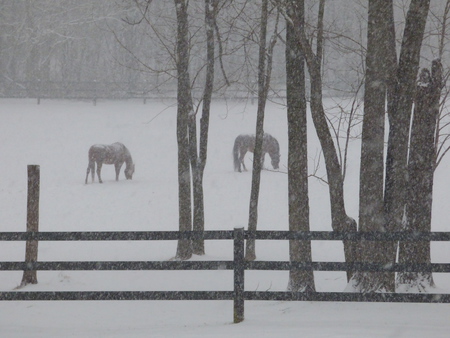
[235,133,279,151]
[235,133,280,157]
[235,134,255,150]
[88,143,128,164]
[88,144,106,161]
[111,142,126,150]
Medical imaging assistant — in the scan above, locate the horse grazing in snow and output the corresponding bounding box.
[85,142,135,184]
[233,133,280,172]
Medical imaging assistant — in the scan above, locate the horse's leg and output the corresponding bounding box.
[233,139,241,172]
[90,162,95,183]
[96,162,103,183]
[85,163,90,184]
[91,163,95,182]
[236,149,242,172]
[240,149,247,171]
[115,162,123,181]
[85,161,94,184]
[261,152,266,168]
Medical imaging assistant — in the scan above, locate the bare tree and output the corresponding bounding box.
[119,1,249,259]
[384,0,431,290]
[245,0,269,261]
[352,0,394,293]
[429,0,450,170]
[285,0,315,292]
[191,0,220,255]
[397,59,443,291]
[350,0,432,293]
[278,0,357,282]
[244,0,279,261]
[174,0,193,260]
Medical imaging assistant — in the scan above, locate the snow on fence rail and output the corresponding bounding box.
[1,166,450,323]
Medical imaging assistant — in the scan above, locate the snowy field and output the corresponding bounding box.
[0,98,449,337]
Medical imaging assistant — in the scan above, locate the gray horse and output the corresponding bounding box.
[233,133,280,172]
[85,142,135,183]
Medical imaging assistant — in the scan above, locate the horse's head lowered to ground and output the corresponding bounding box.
[85,142,135,184]
[232,133,280,172]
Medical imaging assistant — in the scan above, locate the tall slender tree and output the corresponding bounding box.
[285,0,315,292]
[280,0,357,281]
[174,0,193,260]
[245,0,269,261]
[191,0,219,255]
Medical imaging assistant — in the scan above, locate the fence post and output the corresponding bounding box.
[93,80,98,106]
[233,227,245,323]
[20,165,40,287]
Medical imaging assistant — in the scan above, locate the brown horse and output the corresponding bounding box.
[85,142,135,184]
[233,133,280,172]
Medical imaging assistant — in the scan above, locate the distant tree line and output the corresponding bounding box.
[7,0,449,100]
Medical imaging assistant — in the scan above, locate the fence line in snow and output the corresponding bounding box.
[2,227,450,323]
[1,166,450,323]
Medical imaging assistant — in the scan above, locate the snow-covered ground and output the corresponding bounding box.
[0,98,449,337]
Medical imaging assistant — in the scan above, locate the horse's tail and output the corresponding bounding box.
[233,137,241,172]
[85,161,95,184]
[85,148,96,184]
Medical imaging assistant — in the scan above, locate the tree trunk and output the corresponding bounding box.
[20,165,40,287]
[285,0,315,292]
[397,60,442,291]
[384,0,430,285]
[175,0,193,260]
[287,1,357,282]
[245,0,269,261]
[353,0,392,293]
[192,0,218,255]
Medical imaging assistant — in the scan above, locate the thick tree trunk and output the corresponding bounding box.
[384,0,430,286]
[353,0,392,293]
[285,0,315,292]
[397,60,442,291]
[175,0,193,260]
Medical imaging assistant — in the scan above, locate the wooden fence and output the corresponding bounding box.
[1,166,450,323]
[1,229,450,323]
[0,80,272,104]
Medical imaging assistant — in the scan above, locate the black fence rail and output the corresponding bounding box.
[1,229,450,323]
[0,81,174,102]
